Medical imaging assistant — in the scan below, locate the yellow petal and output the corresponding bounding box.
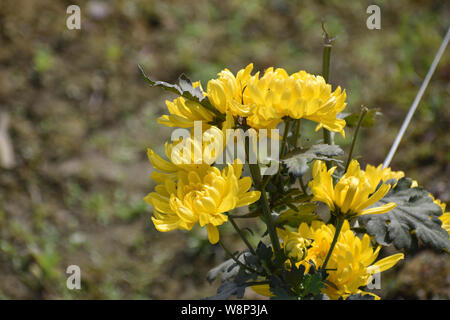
[368,253,404,274]
[207,224,220,244]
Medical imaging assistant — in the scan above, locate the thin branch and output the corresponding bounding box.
[345,106,368,172]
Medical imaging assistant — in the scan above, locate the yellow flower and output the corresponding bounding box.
[158,81,218,129]
[244,67,287,130]
[145,161,261,244]
[287,71,347,136]
[297,220,404,299]
[277,228,311,262]
[440,213,450,236]
[365,164,405,188]
[147,125,231,183]
[243,68,347,134]
[309,160,397,218]
[254,221,404,299]
[207,64,254,116]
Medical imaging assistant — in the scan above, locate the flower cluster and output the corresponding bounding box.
[158,64,347,134]
[294,220,403,300]
[142,62,449,300]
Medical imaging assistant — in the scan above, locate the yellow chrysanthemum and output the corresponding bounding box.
[244,67,287,130]
[277,228,311,262]
[287,71,347,136]
[243,68,347,134]
[309,160,397,218]
[253,221,404,299]
[145,161,261,244]
[299,221,403,299]
[207,64,253,116]
[147,124,233,183]
[157,81,219,129]
[365,164,405,189]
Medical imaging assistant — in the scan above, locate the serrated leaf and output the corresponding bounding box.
[256,241,273,261]
[138,65,223,118]
[302,273,324,297]
[269,276,296,300]
[206,252,251,283]
[205,280,246,300]
[282,144,344,177]
[358,178,450,252]
[206,258,238,283]
[138,65,204,101]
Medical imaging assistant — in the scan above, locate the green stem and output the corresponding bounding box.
[242,118,282,258]
[321,23,334,164]
[280,119,292,158]
[344,106,368,172]
[298,177,308,195]
[218,239,261,275]
[228,215,257,256]
[293,119,301,148]
[249,163,282,256]
[321,217,344,271]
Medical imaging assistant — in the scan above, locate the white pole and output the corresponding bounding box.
[383,26,450,168]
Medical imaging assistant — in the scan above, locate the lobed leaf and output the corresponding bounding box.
[358,178,450,252]
[138,65,223,118]
[282,144,344,177]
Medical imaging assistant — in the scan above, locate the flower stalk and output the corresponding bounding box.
[345,106,368,172]
[321,217,344,271]
[321,23,334,148]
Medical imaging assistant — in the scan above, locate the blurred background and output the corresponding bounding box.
[0,0,449,299]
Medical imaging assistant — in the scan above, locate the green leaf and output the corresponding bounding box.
[282,144,344,177]
[138,65,204,101]
[358,178,450,252]
[138,65,223,118]
[269,276,296,300]
[256,241,273,261]
[343,109,381,127]
[206,258,238,283]
[205,280,246,300]
[206,252,253,283]
[302,273,324,297]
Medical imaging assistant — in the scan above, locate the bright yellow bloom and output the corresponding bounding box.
[254,221,404,299]
[365,164,405,189]
[297,220,404,299]
[287,71,347,136]
[157,81,219,129]
[147,124,232,183]
[207,64,253,116]
[277,228,311,262]
[145,161,261,244]
[243,68,347,134]
[309,160,396,218]
[244,67,287,130]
